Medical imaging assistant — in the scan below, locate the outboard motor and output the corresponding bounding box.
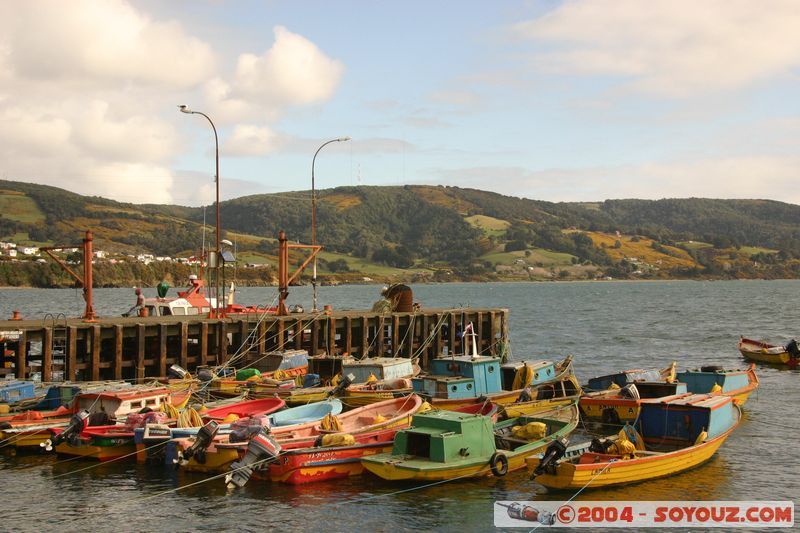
[785,339,800,358]
[327,373,356,398]
[225,427,282,488]
[41,409,90,452]
[175,420,219,466]
[168,364,190,380]
[530,437,568,479]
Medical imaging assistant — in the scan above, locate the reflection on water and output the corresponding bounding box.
[1,281,799,532]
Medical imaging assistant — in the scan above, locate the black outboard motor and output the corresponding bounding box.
[327,373,356,398]
[41,409,90,452]
[785,339,800,358]
[530,437,568,479]
[175,420,219,466]
[225,427,282,488]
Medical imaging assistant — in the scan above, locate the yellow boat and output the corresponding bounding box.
[738,337,799,368]
[579,381,687,424]
[500,396,579,419]
[528,393,741,490]
[343,378,414,407]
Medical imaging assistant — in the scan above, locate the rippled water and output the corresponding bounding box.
[1,281,798,532]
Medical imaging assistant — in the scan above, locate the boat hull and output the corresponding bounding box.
[265,440,395,484]
[528,430,731,490]
[738,338,798,367]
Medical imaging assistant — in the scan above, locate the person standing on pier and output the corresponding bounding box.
[123,288,145,317]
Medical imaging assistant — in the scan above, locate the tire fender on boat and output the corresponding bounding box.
[489,452,508,477]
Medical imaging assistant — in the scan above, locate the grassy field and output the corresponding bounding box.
[465,215,510,237]
[0,191,45,224]
[480,247,575,266]
[677,240,714,250]
[587,232,698,269]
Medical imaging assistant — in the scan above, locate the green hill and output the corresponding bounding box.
[1,180,799,286]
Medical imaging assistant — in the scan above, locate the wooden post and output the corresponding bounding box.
[391,315,400,356]
[476,312,484,355]
[67,326,77,381]
[420,314,430,368]
[218,321,228,366]
[361,316,369,358]
[376,316,385,356]
[200,322,209,365]
[258,320,266,354]
[238,319,248,354]
[310,320,319,356]
[344,316,352,356]
[42,327,53,382]
[91,325,101,381]
[158,324,168,377]
[405,315,415,358]
[136,324,146,381]
[293,320,303,350]
[15,330,27,379]
[448,312,457,356]
[179,322,188,370]
[489,311,498,356]
[277,320,285,351]
[114,325,123,380]
[327,316,336,356]
[435,313,443,359]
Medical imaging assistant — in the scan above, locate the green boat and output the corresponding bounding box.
[361,402,579,481]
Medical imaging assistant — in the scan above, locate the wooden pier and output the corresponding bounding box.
[0,307,509,382]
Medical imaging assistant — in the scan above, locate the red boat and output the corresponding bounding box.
[201,397,286,422]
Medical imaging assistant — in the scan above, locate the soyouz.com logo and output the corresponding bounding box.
[494,501,794,528]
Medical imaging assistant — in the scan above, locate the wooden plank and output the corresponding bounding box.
[476,312,484,355]
[344,316,352,356]
[294,320,303,350]
[361,316,369,358]
[489,311,497,356]
[158,324,168,377]
[67,326,77,381]
[42,327,53,382]
[114,325,123,380]
[200,322,209,365]
[15,330,27,379]
[136,324,146,382]
[90,325,101,381]
[179,322,188,370]
[238,319,248,354]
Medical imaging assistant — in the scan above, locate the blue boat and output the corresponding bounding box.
[675,364,758,406]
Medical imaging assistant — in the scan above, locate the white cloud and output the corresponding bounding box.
[1,0,216,87]
[224,125,280,157]
[514,0,800,97]
[0,3,343,206]
[207,26,344,122]
[434,156,800,205]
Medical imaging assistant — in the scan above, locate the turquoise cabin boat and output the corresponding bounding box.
[637,393,739,443]
[676,365,758,406]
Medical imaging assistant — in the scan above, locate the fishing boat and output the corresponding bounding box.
[5,385,192,449]
[241,401,500,485]
[134,399,342,464]
[579,381,688,424]
[201,397,286,422]
[527,393,741,490]
[676,364,759,406]
[207,350,311,396]
[414,352,579,410]
[738,337,800,367]
[171,395,425,473]
[361,403,579,481]
[582,361,677,392]
[343,377,414,407]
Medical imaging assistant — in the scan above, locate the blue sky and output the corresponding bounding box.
[2,0,799,206]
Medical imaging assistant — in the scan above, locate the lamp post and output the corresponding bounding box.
[311,136,351,312]
[179,105,222,317]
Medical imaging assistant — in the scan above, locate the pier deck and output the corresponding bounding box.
[0,307,509,381]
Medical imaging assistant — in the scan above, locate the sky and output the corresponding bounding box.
[1,0,799,207]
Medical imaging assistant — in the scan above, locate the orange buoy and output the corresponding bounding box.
[10,310,21,321]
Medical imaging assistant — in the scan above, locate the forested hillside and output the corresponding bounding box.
[2,179,799,287]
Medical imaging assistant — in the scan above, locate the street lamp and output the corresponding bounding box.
[179,105,222,317]
[311,136,351,312]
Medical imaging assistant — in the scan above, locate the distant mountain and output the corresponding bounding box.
[1,179,799,286]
